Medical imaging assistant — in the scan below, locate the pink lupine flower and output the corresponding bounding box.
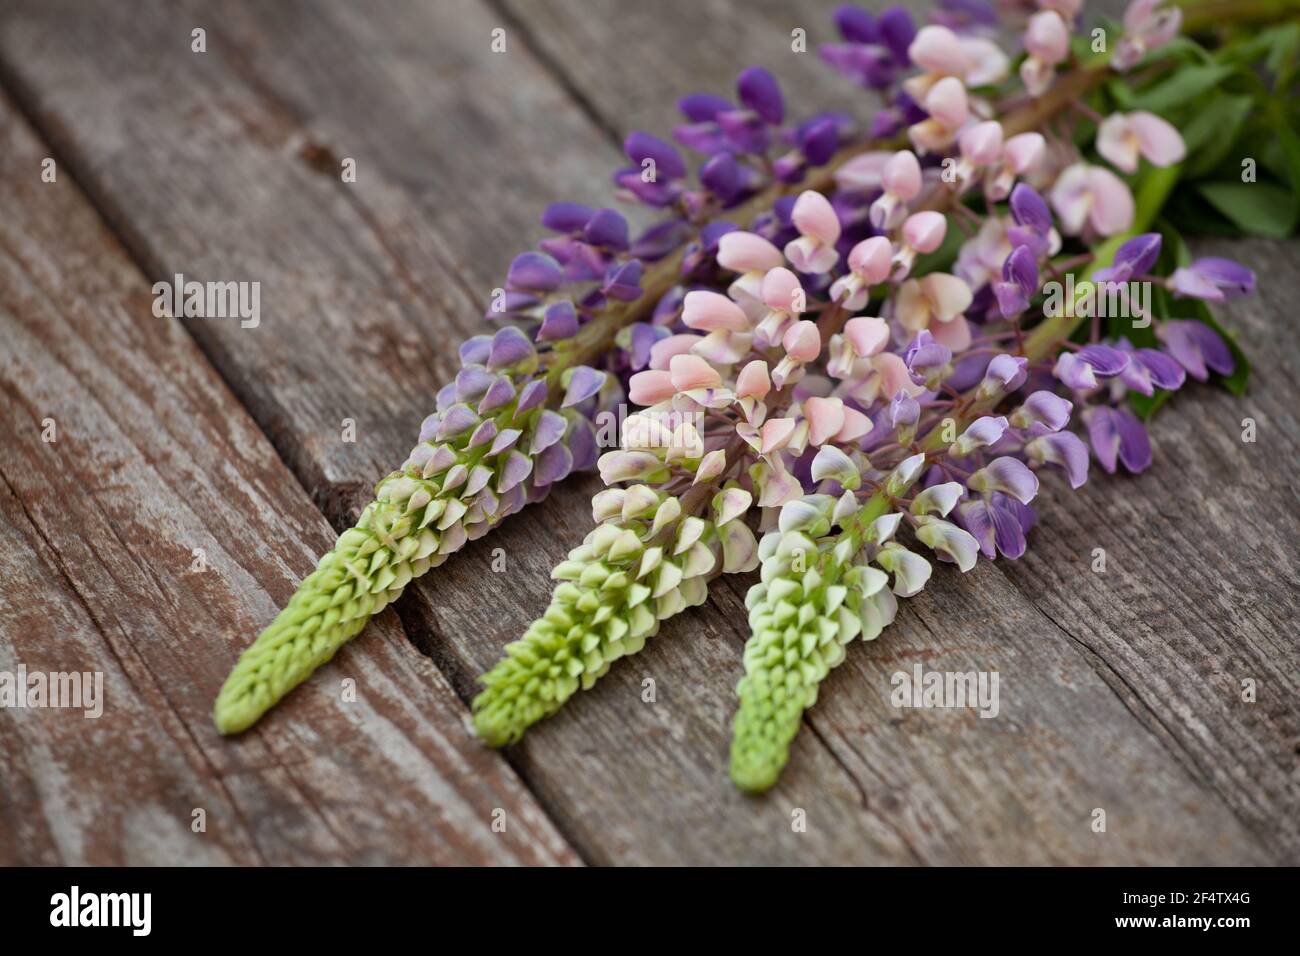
[772,320,821,388]
[905,25,1009,101]
[1113,0,1182,71]
[896,273,974,350]
[803,395,877,449]
[716,231,784,273]
[669,353,721,391]
[828,316,923,403]
[834,150,892,194]
[891,210,948,280]
[682,289,750,332]
[827,315,890,378]
[869,150,923,229]
[648,333,704,370]
[803,395,846,446]
[1096,111,1186,174]
[735,359,771,400]
[906,25,967,97]
[717,231,784,319]
[783,320,821,361]
[628,369,677,406]
[909,77,969,153]
[783,191,842,273]
[1050,163,1135,236]
[985,131,1046,201]
[830,236,893,310]
[754,266,805,347]
[735,358,772,424]
[759,417,798,454]
[954,121,1004,189]
[1020,11,1069,97]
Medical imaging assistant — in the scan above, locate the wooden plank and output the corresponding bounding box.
[0,93,576,866]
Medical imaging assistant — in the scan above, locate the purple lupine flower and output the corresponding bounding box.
[617,131,688,207]
[1025,431,1090,488]
[968,456,1040,504]
[1169,257,1256,301]
[1010,390,1073,431]
[674,92,733,154]
[737,66,785,125]
[905,329,953,386]
[1094,232,1161,283]
[562,365,608,408]
[631,220,693,261]
[890,390,921,441]
[773,115,845,183]
[627,322,668,370]
[700,152,747,204]
[979,353,1029,398]
[537,301,580,342]
[1157,320,1235,381]
[1009,183,1053,234]
[995,245,1038,317]
[1053,352,1099,390]
[1077,344,1131,377]
[540,202,595,233]
[956,492,1035,559]
[538,204,629,282]
[681,68,786,156]
[1007,184,1055,256]
[1086,405,1152,473]
[950,415,1009,456]
[506,251,564,292]
[584,208,630,251]
[1114,340,1186,395]
[820,6,899,89]
[877,5,917,63]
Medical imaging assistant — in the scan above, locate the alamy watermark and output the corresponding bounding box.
[50,886,150,936]
[0,665,103,718]
[890,664,1000,718]
[153,272,260,328]
[1042,274,1151,327]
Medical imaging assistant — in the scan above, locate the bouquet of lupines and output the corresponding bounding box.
[218,0,1300,791]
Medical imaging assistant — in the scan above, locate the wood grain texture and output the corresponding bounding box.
[0,93,576,866]
[0,0,1294,865]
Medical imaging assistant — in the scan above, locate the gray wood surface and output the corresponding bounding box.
[0,90,575,865]
[0,0,1295,864]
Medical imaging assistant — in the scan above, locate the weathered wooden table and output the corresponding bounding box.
[1,0,1296,865]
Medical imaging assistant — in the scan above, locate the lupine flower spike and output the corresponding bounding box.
[224,0,1292,801]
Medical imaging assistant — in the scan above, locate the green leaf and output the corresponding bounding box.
[1197,181,1297,238]
[1179,95,1255,179]
[1131,64,1235,113]
[1275,117,1300,209]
